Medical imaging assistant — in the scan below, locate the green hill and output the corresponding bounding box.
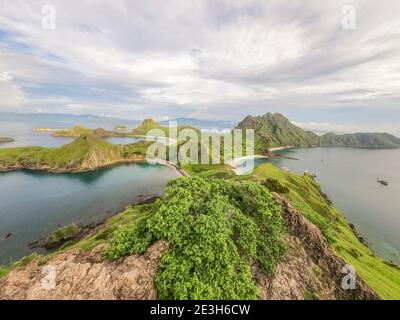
[320,132,400,149]
[132,119,167,136]
[237,113,400,152]
[0,133,148,172]
[236,113,319,153]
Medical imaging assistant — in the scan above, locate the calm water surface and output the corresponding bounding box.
[0,164,178,264]
[256,147,400,264]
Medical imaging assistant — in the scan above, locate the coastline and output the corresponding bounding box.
[0,157,189,177]
[269,145,294,152]
[228,154,269,169]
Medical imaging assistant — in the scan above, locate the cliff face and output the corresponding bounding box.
[0,194,378,300]
[254,195,378,300]
[0,242,169,300]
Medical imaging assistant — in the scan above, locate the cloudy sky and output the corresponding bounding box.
[1,0,400,135]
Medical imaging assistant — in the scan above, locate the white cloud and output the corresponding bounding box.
[0,0,399,133]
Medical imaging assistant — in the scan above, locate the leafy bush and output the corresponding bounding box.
[105,176,286,299]
[261,178,290,194]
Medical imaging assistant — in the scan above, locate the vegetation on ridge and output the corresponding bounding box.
[105,177,287,299]
[186,163,400,299]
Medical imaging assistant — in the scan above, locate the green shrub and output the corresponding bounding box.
[261,178,290,194]
[105,176,286,299]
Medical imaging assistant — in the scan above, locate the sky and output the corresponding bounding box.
[0,0,400,135]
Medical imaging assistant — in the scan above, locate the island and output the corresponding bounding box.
[237,112,400,154]
[0,133,149,173]
[0,137,14,145]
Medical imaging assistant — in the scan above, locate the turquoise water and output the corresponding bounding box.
[257,147,400,264]
[0,164,179,265]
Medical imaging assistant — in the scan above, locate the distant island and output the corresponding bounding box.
[0,137,14,145]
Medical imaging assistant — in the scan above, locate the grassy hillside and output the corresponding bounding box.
[185,163,400,299]
[236,113,319,153]
[320,132,400,149]
[132,119,168,136]
[236,113,400,151]
[0,133,151,171]
[0,134,117,167]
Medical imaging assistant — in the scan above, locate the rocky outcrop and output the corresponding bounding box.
[253,194,379,300]
[0,241,169,300]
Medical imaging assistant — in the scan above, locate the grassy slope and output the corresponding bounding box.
[185,163,400,299]
[236,113,319,152]
[320,132,400,149]
[0,134,117,166]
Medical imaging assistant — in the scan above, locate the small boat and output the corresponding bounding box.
[377,179,389,186]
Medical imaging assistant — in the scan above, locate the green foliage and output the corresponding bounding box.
[0,133,118,167]
[0,266,10,278]
[45,224,80,247]
[303,289,318,300]
[261,178,290,194]
[105,176,286,299]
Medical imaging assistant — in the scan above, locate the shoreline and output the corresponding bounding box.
[269,145,294,152]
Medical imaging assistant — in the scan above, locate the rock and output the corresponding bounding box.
[44,224,81,249]
[4,233,12,240]
[256,194,379,300]
[0,241,169,300]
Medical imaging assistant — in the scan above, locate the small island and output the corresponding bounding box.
[0,137,14,145]
[0,133,149,173]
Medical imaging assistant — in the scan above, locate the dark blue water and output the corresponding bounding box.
[258,147,400,264]
[0,164,178,265]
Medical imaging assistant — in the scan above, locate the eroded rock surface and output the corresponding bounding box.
[253,195,379,300]
[0,241,169,300]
